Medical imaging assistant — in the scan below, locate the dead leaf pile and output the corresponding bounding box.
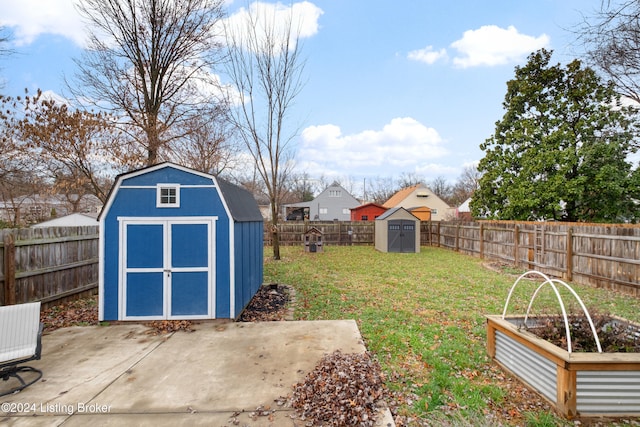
[144,320,195,335]
[41,296,99,331]
[290,350,387,426]
[238,284,290,322]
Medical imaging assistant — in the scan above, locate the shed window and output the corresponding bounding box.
[319,207,328,214]
[157,185,180,207]
[329,190,342,197]
[361,215,368,220]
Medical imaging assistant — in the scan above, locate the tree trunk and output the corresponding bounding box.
[272,226,281,260]
[270,203,280,260]
[146,115,160,166]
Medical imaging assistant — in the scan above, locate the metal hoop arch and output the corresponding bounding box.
[502,270,602,354]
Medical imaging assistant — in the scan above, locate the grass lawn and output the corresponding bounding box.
[264,245,640,427]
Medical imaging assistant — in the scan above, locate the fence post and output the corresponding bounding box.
[455,224,460,252]
[528,230,535,269]
[514,225,520,268]
[566,227,573,281]
[436,222,441,247]
[3,233,16,305]
[479,223,484,259]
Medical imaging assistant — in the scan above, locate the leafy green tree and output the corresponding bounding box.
[472,49,640,222]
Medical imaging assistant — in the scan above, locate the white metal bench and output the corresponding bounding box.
[0,302,43,396]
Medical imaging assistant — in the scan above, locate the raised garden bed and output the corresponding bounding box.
[487,271,640,419]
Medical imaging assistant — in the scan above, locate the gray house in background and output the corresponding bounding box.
[283,183,360,221]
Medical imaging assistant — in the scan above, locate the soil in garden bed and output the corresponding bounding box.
[523,313,640,353]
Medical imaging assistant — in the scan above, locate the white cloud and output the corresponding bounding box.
[224,1,323,51]
[407,46,448,64]
[0,0,85,46]
[450,25,549,68]
[298,117,448,177]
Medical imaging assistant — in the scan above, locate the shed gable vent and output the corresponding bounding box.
[416,191,429,197]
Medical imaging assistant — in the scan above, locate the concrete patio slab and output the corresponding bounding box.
[1,320,393,426]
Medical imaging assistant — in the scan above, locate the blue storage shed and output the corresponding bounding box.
[98,163,263,321]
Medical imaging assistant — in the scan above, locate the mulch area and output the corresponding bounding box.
[39,284,293,333]
[238,283,292,322]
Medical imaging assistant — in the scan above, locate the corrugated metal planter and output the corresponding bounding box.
[487,271,640,419]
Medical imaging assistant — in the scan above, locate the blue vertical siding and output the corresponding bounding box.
[233,220,264,316]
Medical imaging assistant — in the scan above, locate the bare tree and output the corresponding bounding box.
[71,0,227,165]
[579,0,640,103]
[0,27,14,91]
[397,172,424,189]
[167,106,240,175]
[428,176,452,203]
[450,164,481,207]
[0,27,12,60]
[225,6,306,260]
[288,172,317,202]
[367,176,396,205]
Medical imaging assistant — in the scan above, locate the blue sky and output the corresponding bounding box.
[0,0,601,188]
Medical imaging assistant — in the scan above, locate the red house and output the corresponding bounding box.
[350,203,388,221]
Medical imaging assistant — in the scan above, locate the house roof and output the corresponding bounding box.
[283,182,360,208]
[408,206,431,212]
[350,202,387,211]
[304,226,323,235]
[383,184,422,208]
[376,206,419,221]
[32,212,99,228]
[458,197,471,213]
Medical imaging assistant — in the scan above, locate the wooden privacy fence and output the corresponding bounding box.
[425,221,640,296]
[1,226,99,306]
[271,220,640,296]
[3,220,640,306]
[266,221,375,246]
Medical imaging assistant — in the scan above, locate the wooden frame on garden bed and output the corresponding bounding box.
[487,314,640,419]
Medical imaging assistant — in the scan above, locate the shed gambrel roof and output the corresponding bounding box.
[217,178,263,222]
[99,162,261,222]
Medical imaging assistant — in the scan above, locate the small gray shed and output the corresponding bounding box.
[375,207,420,253]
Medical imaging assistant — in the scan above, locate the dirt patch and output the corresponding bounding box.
[523,313,640,353]
[482,261,529,277]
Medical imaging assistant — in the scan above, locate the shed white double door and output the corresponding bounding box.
[119,217,216,320]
